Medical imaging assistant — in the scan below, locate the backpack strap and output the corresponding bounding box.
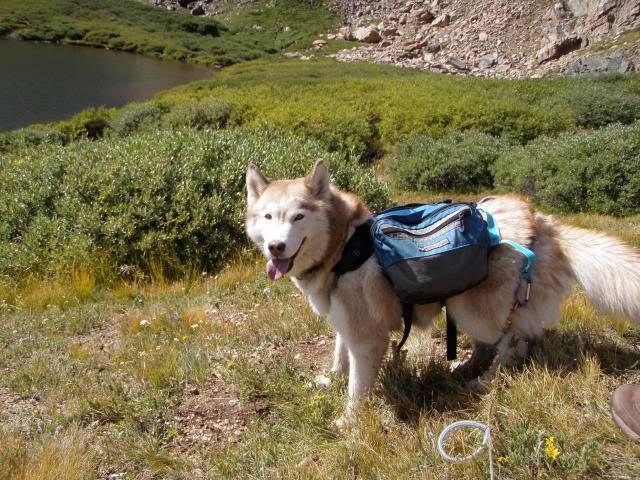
[446,307,458,361]
[331,220,374,276]
[396,303,413,354]
[481,210,536,276]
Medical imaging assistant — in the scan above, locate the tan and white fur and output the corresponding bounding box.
[245,160,640,423]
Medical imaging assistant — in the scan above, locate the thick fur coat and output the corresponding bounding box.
[245,161,640,422]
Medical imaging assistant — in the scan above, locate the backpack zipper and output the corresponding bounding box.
[379,207,471,239]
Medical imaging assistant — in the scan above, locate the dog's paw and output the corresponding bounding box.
[314,374,332,387]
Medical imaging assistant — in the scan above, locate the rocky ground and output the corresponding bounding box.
[329,0,640,78]
[148,0,640,78]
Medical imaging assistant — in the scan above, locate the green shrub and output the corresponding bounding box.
[0,127,68,154]
[547,84,640,129]
[109,102,165,137]
[493,122,640,215]
[388,131,511,193]
[0,128,389,277]
[164,97,234,130]
[58,107,114,140]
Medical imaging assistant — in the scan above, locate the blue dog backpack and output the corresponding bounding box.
[332,200,537,357]
[371,201,491,305]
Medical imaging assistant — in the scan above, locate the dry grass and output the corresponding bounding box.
[0,428,95,480]
[0,212,639,479]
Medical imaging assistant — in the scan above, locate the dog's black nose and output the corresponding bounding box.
[268,240,286,255]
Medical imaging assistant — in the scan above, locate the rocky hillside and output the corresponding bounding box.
[330,0,640,77]
[147,0,639,78]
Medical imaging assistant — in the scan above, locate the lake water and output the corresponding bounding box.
[0,39,211,132]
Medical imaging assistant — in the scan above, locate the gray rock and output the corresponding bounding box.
[537,35,581,63]
[446,56,468,70]
[564,52,636,74]
[382,26,398,37]
[413,9,434,24]
[567,0,588,17]
[424,42,442,53]
[477,52,499,69]
[431,13,451,27]
[352,26,382,43]
[339,26,353,41]
[312,39,327,49]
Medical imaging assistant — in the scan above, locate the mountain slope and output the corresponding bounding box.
[330,0,640,77]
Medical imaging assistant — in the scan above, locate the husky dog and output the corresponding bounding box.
[245,160,640,423]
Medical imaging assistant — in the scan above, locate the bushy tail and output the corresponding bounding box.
[558,224,640,324]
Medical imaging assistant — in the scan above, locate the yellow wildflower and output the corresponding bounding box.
[496,456,509,463]
[544,436,560,460]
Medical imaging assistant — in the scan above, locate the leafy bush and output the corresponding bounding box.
[109,102,166,138]
[57,107,114,140]
[0,126,68,154]
[5,61,640,163]
[0,128,389,277]
[164,97,234,130]
[493,122,640,215]
[548,84,640,129]
[388,131,511,192]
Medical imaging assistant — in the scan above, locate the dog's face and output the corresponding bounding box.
[245,161,332,280]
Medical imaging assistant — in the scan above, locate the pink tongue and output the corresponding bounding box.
[266,258,292,281]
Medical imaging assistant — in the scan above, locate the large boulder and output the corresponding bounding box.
[352,26,382,43]
[536,35,581,63]
[564,52,635,74]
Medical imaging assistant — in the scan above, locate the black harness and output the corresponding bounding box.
[331,221,458,358]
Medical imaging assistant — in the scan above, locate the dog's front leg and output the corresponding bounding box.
[330,332,349,375]
[335,335,389,426]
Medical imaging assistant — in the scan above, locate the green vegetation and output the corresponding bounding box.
[162,96,234,130]
[5,59,640,159]
[1,5,640,474]
[0,0,339,66]
[167,60,639,157]
[0,127,388,278]
[388,131,511,193]
[2,59,640,229]
[493,122,640,215]
[0,214,638,479]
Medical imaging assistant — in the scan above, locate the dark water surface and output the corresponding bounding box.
[0,39,211,132]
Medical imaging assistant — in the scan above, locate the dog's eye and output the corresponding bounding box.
[264,213,272,220]
[294,213,305,221]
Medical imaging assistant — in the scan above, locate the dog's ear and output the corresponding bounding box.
[305,159,331,200]
[246,164,270,207]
